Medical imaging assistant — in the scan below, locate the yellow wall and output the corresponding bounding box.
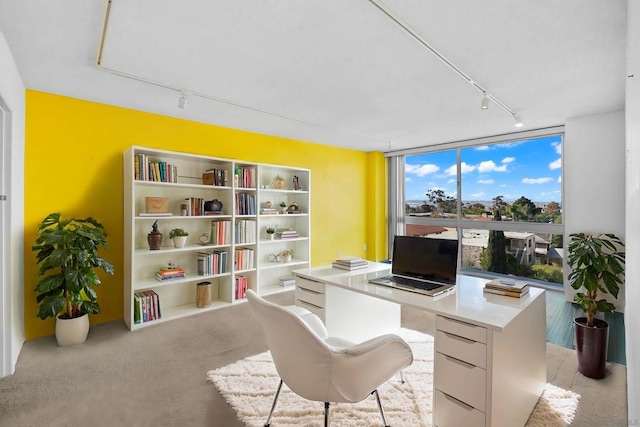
[24,90,387,339]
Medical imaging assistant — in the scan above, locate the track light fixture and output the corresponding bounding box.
[178,91,189,109]
[368,0,523,127]
[481,94,490,110]
[514,114,524,128]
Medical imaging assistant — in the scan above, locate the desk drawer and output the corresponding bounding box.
[295,299,325,321]
[295,286,325,308]
[437,315,487,344]
[436,330,487,369]
[295,276,326,294]
[434,389,485,427]
[435,352,486,411]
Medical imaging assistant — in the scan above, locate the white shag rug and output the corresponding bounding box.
[207,329,580,426]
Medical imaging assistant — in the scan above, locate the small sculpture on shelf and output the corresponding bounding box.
[204,199,223,215]
[287,202,299,214]
[272,175,286,190]
[147,220,163,250]
[292,175,301,191]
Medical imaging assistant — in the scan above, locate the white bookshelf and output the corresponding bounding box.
[123,146,310,330]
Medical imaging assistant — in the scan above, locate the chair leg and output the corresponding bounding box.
[324,402,330,427]
[264,379,283,427]
[373,389,390,427]
[400,369,405,384]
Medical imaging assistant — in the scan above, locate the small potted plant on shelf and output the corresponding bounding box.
[279,202,287,214]
[266,227,275,240]
[279,249,295,263]
[32,213,114,346]
[169,228,189,248]
[567,232,625,379]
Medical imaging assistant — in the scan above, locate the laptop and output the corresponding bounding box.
[369,235,458,296]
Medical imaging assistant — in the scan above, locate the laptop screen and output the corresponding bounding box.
[391,235,458,285]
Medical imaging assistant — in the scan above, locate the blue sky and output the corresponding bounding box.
[405,135,563,204]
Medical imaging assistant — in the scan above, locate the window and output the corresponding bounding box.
[390,128,564,287]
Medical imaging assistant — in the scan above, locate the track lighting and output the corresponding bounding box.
[368,0,524,127]
[178,92,189,109]
[514,114,524,128]
[481,94,490,110]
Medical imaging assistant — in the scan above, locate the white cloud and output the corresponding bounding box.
[502,157,515,164]
[447,179,456,184]
[446,162,476,176]
[477,179,494,184]
[405,177,412,181]
[552,141,562,155]
[549,158,561,170]
[471,192,484,198]
[478,160,507,173]
[406,163,439,177]
[475,145,489,151]
[522,177,553,184]
[557,175,562,183]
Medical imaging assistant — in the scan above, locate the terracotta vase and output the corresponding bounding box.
[148,231,163,250]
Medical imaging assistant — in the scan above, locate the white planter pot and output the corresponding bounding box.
[55,313,90,347]
[173,236,187,248]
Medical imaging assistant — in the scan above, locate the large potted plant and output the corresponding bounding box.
[567,232,625,379]
[32,213,114,346]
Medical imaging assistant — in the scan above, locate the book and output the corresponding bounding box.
[279,276,296,287]
[138,212,173,217]
[484,279,530,293]
[332,261,369,270]
[483,287,530,298]
[335,256,367,265]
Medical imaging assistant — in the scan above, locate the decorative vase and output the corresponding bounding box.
[173,236,187,248]
[269,234,274,240]
[147,220,162,250]
[574,317,609,379]
[282,254,292,263]
[55,313,90,346]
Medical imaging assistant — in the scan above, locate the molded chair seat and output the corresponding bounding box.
[246,289,413,426]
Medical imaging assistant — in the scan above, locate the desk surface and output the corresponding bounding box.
[293,262,545,331]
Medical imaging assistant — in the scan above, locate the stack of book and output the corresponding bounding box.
[155,266,186,282]
[279,276,296,287]
[332,256,368,271]
[483,279,530,298]
[260,208,279,215]
[133,290,161,324]
[275,228,299,239]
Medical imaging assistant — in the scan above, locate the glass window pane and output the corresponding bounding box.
[460,136,562,224]
[461,228,564,286]
[405,150,457,219]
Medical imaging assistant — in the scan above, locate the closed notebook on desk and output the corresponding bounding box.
[369,235,458,296]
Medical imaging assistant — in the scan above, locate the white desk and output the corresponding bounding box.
[293,262,547,427]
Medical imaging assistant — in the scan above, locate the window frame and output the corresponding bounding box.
[386,126,565,284]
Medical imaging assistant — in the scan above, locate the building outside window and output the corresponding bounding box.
[387,127,564,287]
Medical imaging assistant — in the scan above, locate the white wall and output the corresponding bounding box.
[563,110,626,310]
[0,26,25,377]
[626,0,640,422]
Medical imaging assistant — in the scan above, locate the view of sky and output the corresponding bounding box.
[405,135,563,204]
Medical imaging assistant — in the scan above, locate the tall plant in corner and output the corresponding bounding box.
[567,233,625,326]
[567,232,624,379]
[33,213,114,321]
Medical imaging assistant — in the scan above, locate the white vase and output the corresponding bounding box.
[55,313,90,347]
[173,236,187,248]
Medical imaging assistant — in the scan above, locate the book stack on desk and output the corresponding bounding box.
[332,256,368,271]
[483,279,530,298]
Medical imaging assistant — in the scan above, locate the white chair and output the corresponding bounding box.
[246,289,413,427]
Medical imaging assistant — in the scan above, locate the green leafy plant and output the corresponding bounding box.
[169,228,189,239]
[279,249,295,258]
[567,233,625,326]
[266,227,275,234]
[32,213,114,320]
[279,202,287,208]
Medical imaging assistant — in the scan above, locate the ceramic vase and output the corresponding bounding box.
[173,236,187,248]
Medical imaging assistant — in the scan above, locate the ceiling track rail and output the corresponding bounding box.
[93,0,387,147]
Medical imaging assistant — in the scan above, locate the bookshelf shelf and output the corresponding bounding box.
[124,146,310,330]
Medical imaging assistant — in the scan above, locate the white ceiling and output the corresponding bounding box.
[0,0,628,152]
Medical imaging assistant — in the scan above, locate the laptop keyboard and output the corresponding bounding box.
[388,275,444,292]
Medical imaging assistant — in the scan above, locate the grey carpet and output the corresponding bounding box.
[0,291,628,427]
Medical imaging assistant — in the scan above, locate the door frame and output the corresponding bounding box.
[0,96,11,376]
